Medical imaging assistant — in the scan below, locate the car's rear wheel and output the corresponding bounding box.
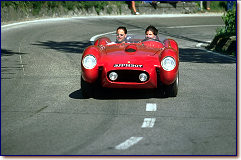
[164,73,179,97]
[81,77,95,98]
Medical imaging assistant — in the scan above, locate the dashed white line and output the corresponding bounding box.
[146,103,157,111]
[19,44,25,75]
[141,118,156,128]
[115,137,143,150]
[115,103,157,150]
[19,55,24,72]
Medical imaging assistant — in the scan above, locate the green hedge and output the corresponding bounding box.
[207,3,236,56]
[1,1,127,15]
[217,7,236,37]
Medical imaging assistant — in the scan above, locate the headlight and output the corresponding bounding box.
[139,73,148,82]
[109,72,118,81]
[82,55,97,69]
[161,56,176,71]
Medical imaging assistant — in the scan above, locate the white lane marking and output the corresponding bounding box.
[196,40,212,48]
[19,43,25,75]
[146,103,157,111]
[19,55,25,75]
[166,24,224,29]
[89,29,140,43]
[90,31,116,43]
[141,118,156,128]
[2,13,223,30]
[89,25,224,43]
[115,137,143,150]
[1,18,71,31]
[196,43,203,47]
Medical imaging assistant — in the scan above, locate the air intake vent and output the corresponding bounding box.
[107,70,149,83]
[125,44,137,52]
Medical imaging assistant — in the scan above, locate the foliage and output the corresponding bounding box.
[79,1,107,14]
[209,1,227,12]
[1,1,127,15]
[209,3,237,56]
[194,1,227,12]
[216,7,236,37]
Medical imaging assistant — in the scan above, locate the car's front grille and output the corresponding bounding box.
[107,70,149,83]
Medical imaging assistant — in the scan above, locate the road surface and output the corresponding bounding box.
[1,14,236,155]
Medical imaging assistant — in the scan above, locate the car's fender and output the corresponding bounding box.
[159,48,179,85]
[81,45,102,83]
[163,39,179,55]
[94,37,111,46]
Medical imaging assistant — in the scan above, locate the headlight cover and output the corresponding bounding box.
[161,56,176,71]
[109,72,118,81]
[82,55,97,69]
[139,73,148,82]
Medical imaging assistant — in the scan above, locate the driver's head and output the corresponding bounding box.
[145,25,158,39]
[116,26,127,43]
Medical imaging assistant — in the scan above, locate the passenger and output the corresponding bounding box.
[143,25,160,42]
[116,26,128,44]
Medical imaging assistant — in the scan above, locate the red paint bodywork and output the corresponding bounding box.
[81,37,179,89]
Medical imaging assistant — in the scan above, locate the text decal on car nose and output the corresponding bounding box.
[114,64,143,68]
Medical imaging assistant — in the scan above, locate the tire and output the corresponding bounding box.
[164,73,179,97]
[81,77,95,98]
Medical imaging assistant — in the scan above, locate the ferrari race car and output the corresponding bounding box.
[81,35,179,98]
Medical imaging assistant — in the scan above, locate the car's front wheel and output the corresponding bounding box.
[81,77,95,98]
[164,73,179,97]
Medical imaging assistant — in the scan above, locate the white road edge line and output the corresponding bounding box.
[166,24,224,29]
[1,13,223,29]
[115,137,143,150]
[89,25,224,43]
[146,103,157,111]
[141,118,156,128]
[89,29,140,43]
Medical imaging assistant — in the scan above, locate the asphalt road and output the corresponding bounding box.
[1,15,236,155]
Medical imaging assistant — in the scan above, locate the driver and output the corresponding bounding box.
[143,25,160,42]
[115,26,128,44]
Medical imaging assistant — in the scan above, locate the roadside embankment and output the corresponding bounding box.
[1,1,236,56]
[206,35,236,56]
[1,2,199,24]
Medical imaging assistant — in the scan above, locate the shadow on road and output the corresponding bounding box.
[31,40,235,64]
[179,48,236,64]
[114,20,211,45]
[159,31,210,44]
[1,49,28,57]
[69,88,167,100]
[32,41,91,54]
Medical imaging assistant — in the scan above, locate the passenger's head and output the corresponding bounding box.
[145,25,158,39]
[116,26,127,43]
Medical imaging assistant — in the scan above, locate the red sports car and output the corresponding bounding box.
[81,36,179,98]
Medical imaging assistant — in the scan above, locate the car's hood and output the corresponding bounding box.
[104,44,160,56]
[99,44,161,69]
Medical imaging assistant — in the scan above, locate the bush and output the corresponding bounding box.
[216,6,236,37]
[207,4,237,56]
[1,1,112,15]
[79,1,108,14]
